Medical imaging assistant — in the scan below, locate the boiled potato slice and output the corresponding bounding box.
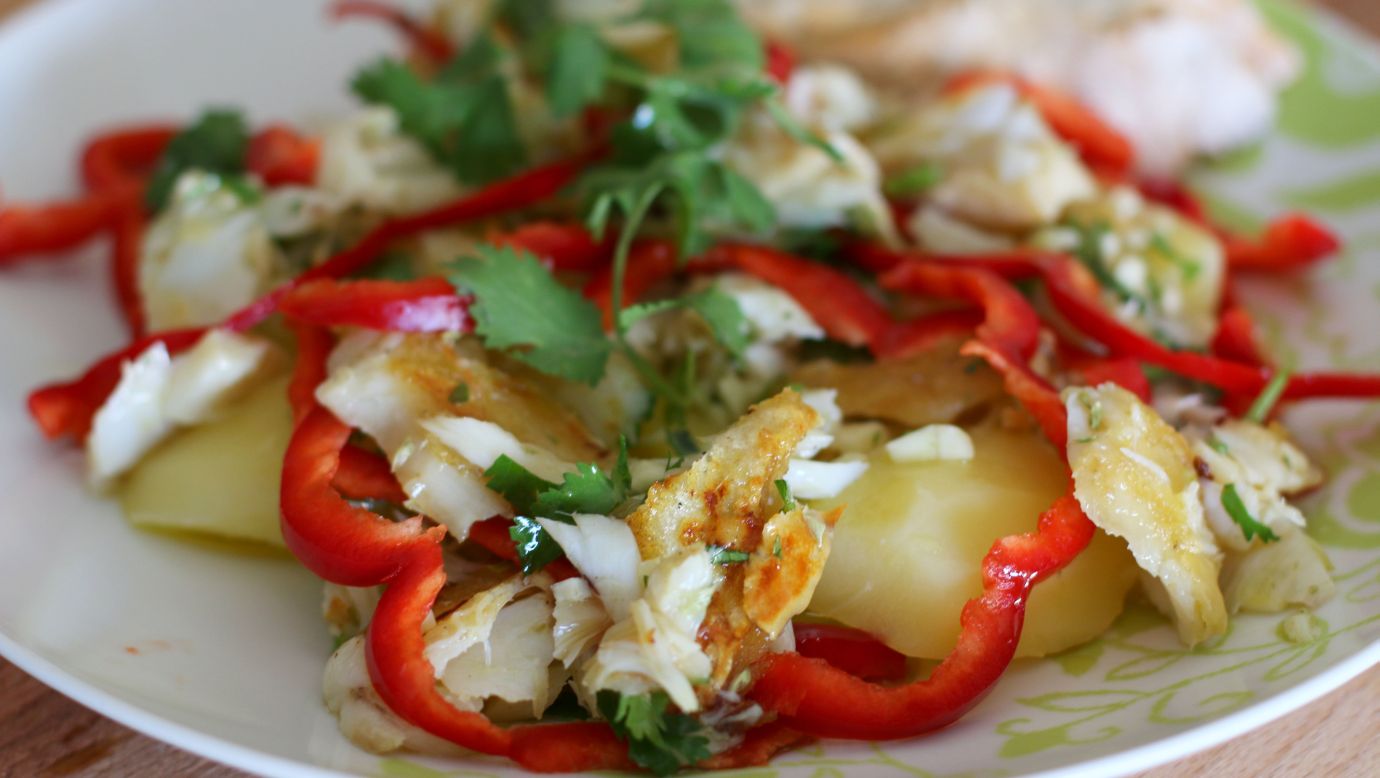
[119,374,292,547]
[809,424,1136,658]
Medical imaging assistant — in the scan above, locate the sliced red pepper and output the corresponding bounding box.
[793,623,908,683]
[874,309,982,360]
[26,328,207,441]
[279,278,469,333]
[80,126,176,193]
[488,221,609,272]
[333,446,408,504]
[365,541,514,756]
[330,0,455,64]
[961,341,1068,449]
[1220,213,1340,272]
[716,243,893,350]
[879,261,1043,362]
[944,71,1134,177]
[765,41,796,84]
[287,324,334,424]
[246,125,320,187]
[0,192,128,263]
[1211,303,1269,368]
[281,405,442,585]
[749,493,1093,739]
[1060,349,1152,403]
[110,200,147,336]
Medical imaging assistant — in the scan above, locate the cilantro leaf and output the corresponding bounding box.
[484,455,558,515]
[1221,483,1279,543]
[546,23,610,117]
[449,246,612,384]
[639,0,763,73]
[509,515,569,575]
[352,56,526,184]
[618,289,750,358]
[146,109,250,211]
[596,690,711,776]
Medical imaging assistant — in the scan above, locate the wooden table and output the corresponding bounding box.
[2,0,1379,775]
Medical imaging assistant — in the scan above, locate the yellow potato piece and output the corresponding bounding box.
[809,424,1136,658]
[119,375,292,547]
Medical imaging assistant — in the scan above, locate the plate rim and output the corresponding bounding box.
[1,0,1378,776]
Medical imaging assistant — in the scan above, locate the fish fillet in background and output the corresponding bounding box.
[740,0,1301,176]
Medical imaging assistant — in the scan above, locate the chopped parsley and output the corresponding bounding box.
[146,109,251,212]
[775,478,796,512]
[883,161,944,199]
[1149,232,1201,281]
[708,545,751,565]
[1221,483,1279,543]
[1207,436,1230,455]
[1246,370,1292,424]
[596,690,711,776]
[773,535,783,558]
[448,382,470,404]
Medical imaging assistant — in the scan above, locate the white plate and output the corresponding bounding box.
[2,1,1378,776]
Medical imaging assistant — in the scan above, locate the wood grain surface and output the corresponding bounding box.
[1,0,1378,776]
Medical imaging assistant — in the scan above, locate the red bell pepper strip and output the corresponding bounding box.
[365,541,515,756]
[944,71,1135,177]
[793,623,909,683]
[287,324,334,424]
[110,201,148,336]
[1062,353,1152,403]
[765,41,796,84]
[279,278,469,333]
[488,222,609,272]
[1211,303,1269,368]
[334,446,408,504]
[962,341,1069,449]
[246,126,320,187]
[880,261,1043,363]
[874,309,982,360]
[281,406,443,586]
[80,126,176,193]
[1220,213,1339,272]
[27,327,207,441]
[715,243,893,350]
[749,493,1093,739]
[329,0,456,64]
[0,192,127,263]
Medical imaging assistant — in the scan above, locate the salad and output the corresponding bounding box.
[2,0,1379,773]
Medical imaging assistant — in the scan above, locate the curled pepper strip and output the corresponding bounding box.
[0,193,127,262]
[279,278,469,333]
[793,623,909,683]
[488,221,610,272]
[873,309,983,360]
[80,125,177,192]
[246,125,321,187]
[750,494,1093,740]
[329,0,456,64]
